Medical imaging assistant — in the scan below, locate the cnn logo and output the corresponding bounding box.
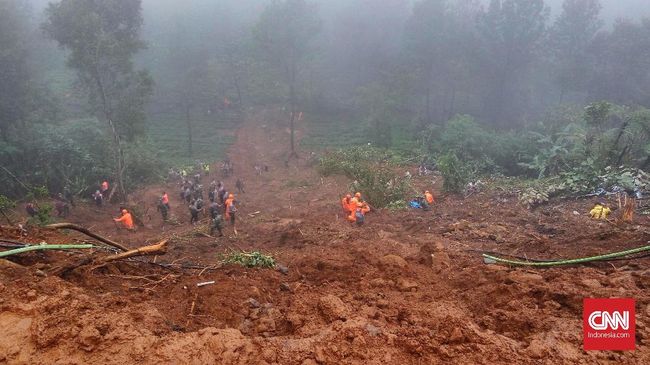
[588,310,629,330]
[583,298,635,351]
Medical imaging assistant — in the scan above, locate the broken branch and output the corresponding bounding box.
[46,223,129,251]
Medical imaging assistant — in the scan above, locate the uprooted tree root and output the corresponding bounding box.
[51,239,168,276]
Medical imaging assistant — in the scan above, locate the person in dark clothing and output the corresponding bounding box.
[209,201,223,219]
[63,186,75,207]
[92,190,103,206]
[210,213,224,237]
[55,200,70,217]
[157,199,169,221]
[235,179,245,194]
[25,203,38,217]
[189,202,200,225]
[208,188,216,203]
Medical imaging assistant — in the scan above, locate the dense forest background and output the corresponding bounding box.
[2,0,650,202]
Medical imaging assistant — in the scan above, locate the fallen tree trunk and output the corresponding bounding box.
[52,240,168,276]
[45,223,129,252]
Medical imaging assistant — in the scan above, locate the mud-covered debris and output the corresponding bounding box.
[379,254,408,268]
[279,282,292,292]
[277,264,289,275]
[318,295,349,322]
[396,278,418,292]
[246,298,260,308]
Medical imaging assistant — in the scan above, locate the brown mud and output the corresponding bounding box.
[1,108,649,364]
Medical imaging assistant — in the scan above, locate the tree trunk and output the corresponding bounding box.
[425,86,431,125]
[185,104,193,158]
[95,70,126,201]
[288,56,298,159]
[234,76,243,110]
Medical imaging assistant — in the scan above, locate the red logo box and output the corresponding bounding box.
[583,298,635,351]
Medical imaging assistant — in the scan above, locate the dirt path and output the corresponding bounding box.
[1,108,649,364]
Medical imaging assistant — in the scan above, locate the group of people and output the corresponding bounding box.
[159,173,240,236]
[92,180,110,207]
[341,192,371,226]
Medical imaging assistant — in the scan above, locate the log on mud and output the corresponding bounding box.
[51,240,168,276]
[45,223,129,252]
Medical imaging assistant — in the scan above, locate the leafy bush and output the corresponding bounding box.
[221,251,276,268]
[437,153,473,193]
[318,145,412,208]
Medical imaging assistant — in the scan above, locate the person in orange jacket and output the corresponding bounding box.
[161,191,170,209]
[114,209,134,230]
[425,191,434,204]
[224,193,235,222]
[348,202,366,225]
[341,194,353,214]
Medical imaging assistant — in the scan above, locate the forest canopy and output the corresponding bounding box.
[1,0,650,200]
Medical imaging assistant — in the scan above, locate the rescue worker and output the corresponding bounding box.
[55,199,70,217]
[590,201,611,220]
[189,200,201,225]
[92,190,103,206]
[209,200,223,219]
[114,209,134,230]
[351,202,365,226]
[161,192,170,210]
[236,178,245,194]
[423,190,435,212]
[350,192,362,206]
[100,180,109,196]
[157,198,169,221]
[25,203,38,217]
[225,193,236,225]
[341,194,353,214]
[204,163,210,176]
[210,213,224,237]
[63,185,75,207]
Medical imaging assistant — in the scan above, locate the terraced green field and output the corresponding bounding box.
[146,108,241,166]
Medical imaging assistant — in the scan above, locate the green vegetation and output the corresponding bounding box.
[221,251,276,269]
[318,146,412,208]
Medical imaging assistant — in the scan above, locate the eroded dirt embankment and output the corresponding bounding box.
[1,108,649,364]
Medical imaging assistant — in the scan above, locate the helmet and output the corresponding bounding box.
[355,192,361,198]
[121,209,128,214]
[346,194,351,198]
[425,190,430,194]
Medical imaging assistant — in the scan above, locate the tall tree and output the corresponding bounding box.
[478,0,549,127]
[588,18,650,107]
[0,0,31,141]
[549,0,603,103]
[254,0,321,157]
[404,0,481,124]
[43,0,153,199]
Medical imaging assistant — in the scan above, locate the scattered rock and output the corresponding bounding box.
[580,279,602,289]
[396,278,418,292]
[276,265,289,275]
[280,283,292,292]
[318,295,349,322]
[246,298,260,308]
[376,299,389,309]
[449,327,465,343]
[509,271,544,285]
[256,317,276,333]
[431,252,451,269]
[35,270,47,277]
[526,339,547,358]
[379,254,408,268]
[78,326,101,351]
[365,323,382,336]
